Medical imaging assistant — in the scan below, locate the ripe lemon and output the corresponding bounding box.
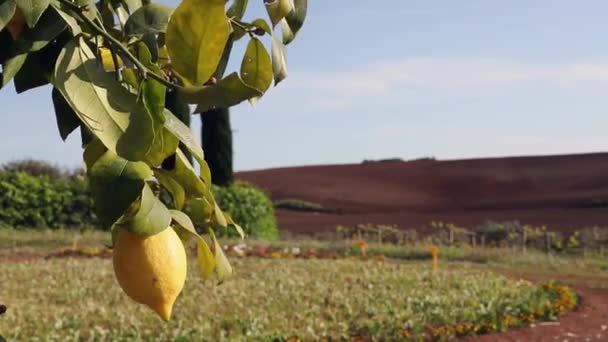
[112,226,187,321]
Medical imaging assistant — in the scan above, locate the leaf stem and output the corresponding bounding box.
[57,0,183,89]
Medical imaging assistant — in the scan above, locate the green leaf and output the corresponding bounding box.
[1,52,26,87]
[282,0,306,45]
[115,183,171,236]
[120,0,141,13]
[51,86,80,140]
[143,127,179,167]
[136,45,180,167]
[213,202,227,227]
[226,0,247,20]
[241,37,272,93]
[271,35,288,85]
[210,229,232,282]
[159,150,212,201]
[0,0,16,31]
[223,212,245,239]
[183,72,262,113]
[15,0,49,28]
[54,37,154,161]
[264,0,292,27]
[87,148,152,227]
[14,53,48,93]
[166,0,230,85]
[124,3,172,37]
[170,209,198,236]
[11,6,67,53]
[184,197,214,227]
[251,18,271,35]
[197,236,215,279]
[154,169,186,209]
[163,108,213,185]
[52,4,81,34]
[83,138,107,169]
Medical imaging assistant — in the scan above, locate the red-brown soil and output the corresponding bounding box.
[237,153,608,235]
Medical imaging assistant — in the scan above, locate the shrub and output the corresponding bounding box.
[1,159,72,180]
[212,181,278,240]
[0,171,97,229]
[274,198,329,212]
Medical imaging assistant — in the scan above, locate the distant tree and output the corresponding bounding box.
[201,107,233,186]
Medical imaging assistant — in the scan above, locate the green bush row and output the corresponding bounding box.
[212,181,278,240]
[0,171,97,229]
[0,166,278,239]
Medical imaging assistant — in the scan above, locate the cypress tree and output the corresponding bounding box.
[165,90,192,163]
[201,108,233,186]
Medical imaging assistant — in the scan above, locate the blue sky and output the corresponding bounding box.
[2,0,608,171]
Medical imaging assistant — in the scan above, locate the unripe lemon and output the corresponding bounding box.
[112,226,187,321]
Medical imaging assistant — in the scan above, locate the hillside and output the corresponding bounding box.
[236,153,608,235]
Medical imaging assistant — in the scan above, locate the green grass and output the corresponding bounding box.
[0,229,595,340]
[0,257,563,341]
[0,228,109,257]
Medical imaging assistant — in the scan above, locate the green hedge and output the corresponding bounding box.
[212,181,278,240]
[0,167,278,238]
[0,171,97,229]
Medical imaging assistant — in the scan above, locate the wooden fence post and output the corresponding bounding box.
[522,227,527,253]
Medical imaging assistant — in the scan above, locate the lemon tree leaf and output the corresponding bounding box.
[154,169,186,209]
[210,229,232,282]
[213,202,227,227]
[163,110,204,164]
[223,212,245,239]
[51,86,80,140]
[51,5,80,34]
[163,109,213,185]
[264,0,292,27]
[184,197,214,227]
[183,72,262,113]
[9,6,66,53]
[241,37,272,93]
[87,148,152,227]
[226,0,247,20]
[1,53,26,87]
[166,0,230,85]
[124,3,172,37]
[83,138,107,169]
[170,209,198,235]
[197,236,215,279]
[251,18,271,35]
[282,0,306,45]
[116,183,171,236]
[15,0,49,28]
[170,209,198,245]
[160,150,207,196]
[54,37,155,161]
[0,0,16,31]
[271,35,288,85]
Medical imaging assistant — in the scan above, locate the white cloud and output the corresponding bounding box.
[277,58,608,109]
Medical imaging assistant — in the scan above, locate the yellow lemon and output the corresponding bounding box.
[112,226,187,321]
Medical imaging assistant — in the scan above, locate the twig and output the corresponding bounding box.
[57,0,183,89]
